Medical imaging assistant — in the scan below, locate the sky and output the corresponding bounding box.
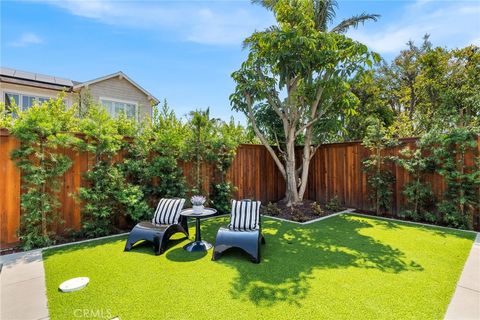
[1,0,479,122]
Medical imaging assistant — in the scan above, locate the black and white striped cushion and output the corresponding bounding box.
[229,199,261,231]
[152,198,185,225]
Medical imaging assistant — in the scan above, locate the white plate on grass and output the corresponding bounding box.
[59,277,90,292]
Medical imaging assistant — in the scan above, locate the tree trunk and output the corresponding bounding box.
[298,128,313,200]
[284,133,300,206]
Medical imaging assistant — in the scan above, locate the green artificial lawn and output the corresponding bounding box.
[43,214,475,320]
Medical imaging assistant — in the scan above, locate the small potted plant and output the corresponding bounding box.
[191,195,206,214]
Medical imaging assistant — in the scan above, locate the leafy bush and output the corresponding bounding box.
[0,102,16,129]
[291,208,307,222]
[80,163,150,238]
[263,202,281,217]
[78,104,149,237]
[325,196,343,212]
[123,103,187,208]
[310,202,324,216]
[210,182,237,214]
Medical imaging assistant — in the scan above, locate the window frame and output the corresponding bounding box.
[99,96,139,121]
[3,90,53,111]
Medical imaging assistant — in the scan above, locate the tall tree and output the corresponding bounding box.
[342,69,394,141]
[254,0,379,33]
[368,36,479,136]
[231,0,378,205]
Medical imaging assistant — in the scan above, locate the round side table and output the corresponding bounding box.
[180,208,217,252]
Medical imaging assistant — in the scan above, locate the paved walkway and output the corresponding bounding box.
[444,233,480,320]
[0,250,49,320]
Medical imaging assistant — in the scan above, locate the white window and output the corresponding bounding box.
[100,98,138,121]
[4,92,50,111]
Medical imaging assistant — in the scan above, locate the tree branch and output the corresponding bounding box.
[273,131,286,157]
[295,71,335,136]
[244,93,286,179]
[256,65,286,122]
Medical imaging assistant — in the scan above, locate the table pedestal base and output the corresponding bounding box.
[183,241,212,252]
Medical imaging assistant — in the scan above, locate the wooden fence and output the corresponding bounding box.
[1,130,479,247]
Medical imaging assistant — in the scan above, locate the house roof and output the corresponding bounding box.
[73,71,160,104]
[0,67,159,104]
[0,67,74,91]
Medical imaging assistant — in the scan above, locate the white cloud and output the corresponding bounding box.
[9,32,44,47]
[187,8,267,45]
[38,0,274,46]
[347,1,480,55]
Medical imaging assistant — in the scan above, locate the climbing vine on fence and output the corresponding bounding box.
[77,104,149,238]
[10,98,80,249]
[362,118,398,216]
[395,138,436,223]
[208,119,248,214]
[123,101,187,207]
[185,109,217,196]
[427,128,480,229]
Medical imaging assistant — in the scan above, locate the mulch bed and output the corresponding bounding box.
[261,199,345,223]
[0,247,23,256]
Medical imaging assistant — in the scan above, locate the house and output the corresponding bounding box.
[0,67,159,121]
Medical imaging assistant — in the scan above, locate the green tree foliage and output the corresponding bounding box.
[78,104,149,238]
[350,36,480,137]
[231,0,378,205]
[362,118,398,215]
[10,98,79,249]
[342,69,394,140]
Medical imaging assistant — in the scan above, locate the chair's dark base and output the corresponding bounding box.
[183,240,212,252]
[212,227,265,263]
[124,219,189,255]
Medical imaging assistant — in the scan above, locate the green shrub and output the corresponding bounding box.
[325,196,343,212]
[291,208,307,222]
[210,182,237,214]
[263,202,281,216]
[310,202,324,216]
[78,104,149,237]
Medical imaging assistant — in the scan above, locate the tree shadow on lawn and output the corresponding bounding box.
[200,214,425,307]
[350,213,475,239]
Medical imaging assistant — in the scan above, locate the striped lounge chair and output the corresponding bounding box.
[124,198,188,255]
[212,199,265,263]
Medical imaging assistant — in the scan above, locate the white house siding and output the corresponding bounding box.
[81,76,153,120]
